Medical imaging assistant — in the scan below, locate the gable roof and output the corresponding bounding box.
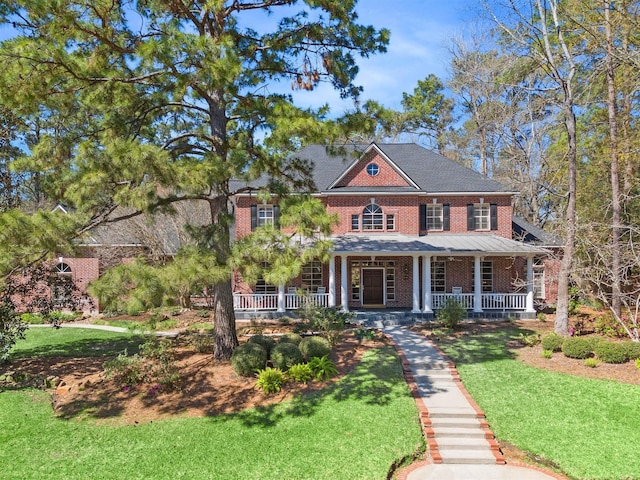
[512,216,562,247]
[239,143,514,195]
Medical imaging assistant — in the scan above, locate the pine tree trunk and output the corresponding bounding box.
[212,278,238,360]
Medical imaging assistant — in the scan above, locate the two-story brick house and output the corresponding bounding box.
[231,142,557,319]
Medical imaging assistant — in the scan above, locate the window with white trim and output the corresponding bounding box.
[351,214,360,231]
[471,261,493,292]
[533,257,545,299]
[474,204,490,231]
[386,264,396,300]
[431,261,446,292]
[301,261,323,292]
[386,214,395,230]
[53,263,73,304]
[362,204,384,230]
[255,262,277,294]
[257,205,275,227]
[426,205,443,231]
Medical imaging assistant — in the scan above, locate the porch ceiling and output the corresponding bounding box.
[330,234,548,256]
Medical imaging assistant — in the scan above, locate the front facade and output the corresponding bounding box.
[232,143,558,319]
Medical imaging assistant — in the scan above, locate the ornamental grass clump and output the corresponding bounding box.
[255,367,286,394]
[299,336,331,360]
[270,342,303,371]
[231,343,268,377]
[541,332,564,352]
[562,337,593,359]
[287,363,313,384]
[308,355,338,380]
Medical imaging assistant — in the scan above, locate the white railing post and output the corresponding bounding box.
[526,256,535,313]
[277,284,285,313]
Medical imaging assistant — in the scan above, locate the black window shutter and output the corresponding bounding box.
[419,204,427,230]
[443,203,450,231]
[490,203,498,230]
[250,205,257,231]
[274,205,280,228]
[467,204,475,230]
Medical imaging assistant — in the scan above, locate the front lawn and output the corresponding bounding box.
[1,328,423,480]
[435,326,640,480]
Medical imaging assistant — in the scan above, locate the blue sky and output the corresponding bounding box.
[288,0,482,113]
[0,1,480,114]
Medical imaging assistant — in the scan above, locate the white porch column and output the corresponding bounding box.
[277,283,285,313]
[526,256,536,313]
[473,255,483,313]
[340,255,349,312]
[328,255,336,307]
[422,255,433,313]
[412,255,421,313]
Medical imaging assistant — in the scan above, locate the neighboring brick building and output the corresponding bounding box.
[231,143,560,319]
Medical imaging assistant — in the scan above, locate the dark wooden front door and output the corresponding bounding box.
[362,268,384,306]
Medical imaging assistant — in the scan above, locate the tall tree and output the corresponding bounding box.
[0,0,388,359]
[486,0,583,335]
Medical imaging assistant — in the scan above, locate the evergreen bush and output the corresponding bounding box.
[299,336,331,360]
[270,342,303,371]
[594,341,629,364]
[436,298,466,329]
[562,337,593,359]
[623,341,640,360]
[231,343,268,377]
[541,333,564,352]
[247,334,275,355]
[278,333,303,346]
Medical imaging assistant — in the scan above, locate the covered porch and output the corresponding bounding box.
[233,233,548,319]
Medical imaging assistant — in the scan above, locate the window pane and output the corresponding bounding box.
[431,261,445,292]
[351,214,359,230]
[386,214,395,230]
[363,204,383,230]
[257,205,274,226]
[301,261,323,292]
[426,205,443,230]
[474,204,490,230]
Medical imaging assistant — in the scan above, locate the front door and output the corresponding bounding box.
[362,268,384,306]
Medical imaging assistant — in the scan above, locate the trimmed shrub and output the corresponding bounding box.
[299,336,331,360]
[541,333,564,352]
[255,367,286,394]
[623,341,640,360]
[562,337,593,359]
[278,333,303,346]
[231,343,268,377]
[436,298,466,329]
[594,341,629,364]
[287,363,313,384]
[270,342,304,371]
[248,334,275,355]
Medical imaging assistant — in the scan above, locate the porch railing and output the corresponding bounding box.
[233,292,527,312]
[425,293,528,311]
[233,293,329,311]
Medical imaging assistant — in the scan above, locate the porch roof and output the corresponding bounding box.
[330,234,548,256]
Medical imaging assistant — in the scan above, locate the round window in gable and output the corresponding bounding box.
[366,163,379,176]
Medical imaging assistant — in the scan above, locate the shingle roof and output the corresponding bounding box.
[512,216,562,247]
[230,143,514,194]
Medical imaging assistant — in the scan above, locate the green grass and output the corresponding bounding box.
[437,327,640,480]
[9,327,143,358]
[93,318,179,331]
[0,346,423,479]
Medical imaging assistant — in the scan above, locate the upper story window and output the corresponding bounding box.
[366,163,379,176]
[362,204,384,230]
[257,205,274,227]
[426,204,443,231]
[251,204,279,231]
[420,203,450,231]
[467,203,497,231]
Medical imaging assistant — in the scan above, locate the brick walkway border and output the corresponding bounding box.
[382,331,568,480]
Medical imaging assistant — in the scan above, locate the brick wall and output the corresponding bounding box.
[335,150,411,188]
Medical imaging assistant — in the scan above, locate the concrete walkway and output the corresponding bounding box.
[382,326,563,480]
